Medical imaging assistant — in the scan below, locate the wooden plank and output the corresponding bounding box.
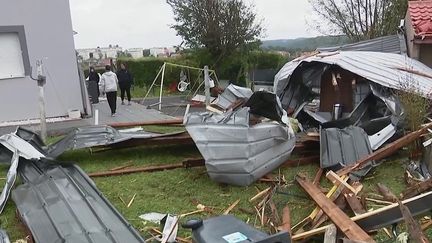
[337,123,432,176]
[324,224,337,243]
[109,118,184,128]
[88,159,205,177]
[345,192,367,215]
[296,175,374,242]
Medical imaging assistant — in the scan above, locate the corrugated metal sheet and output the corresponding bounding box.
[185,107,296,186]
[13,160,145,243]
[274,51,432,101]
[320,126,373,170]
[317,35,407,54]
[16,126,184,158]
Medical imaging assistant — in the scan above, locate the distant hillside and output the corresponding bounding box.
[261,36,350,51]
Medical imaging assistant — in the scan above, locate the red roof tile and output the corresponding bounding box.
[408,0,432,38]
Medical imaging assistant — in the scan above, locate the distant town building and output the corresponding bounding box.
[77,45,122,62]
[149,47,176,57]
[126,48,144,59]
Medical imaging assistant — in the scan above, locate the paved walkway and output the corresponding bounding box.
[0,98,175,136]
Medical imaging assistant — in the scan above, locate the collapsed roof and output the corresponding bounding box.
[274,51,432,110]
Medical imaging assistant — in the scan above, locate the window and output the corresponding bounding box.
[0,32,25,79]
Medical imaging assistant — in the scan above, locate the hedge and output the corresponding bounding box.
[83,51,288,90]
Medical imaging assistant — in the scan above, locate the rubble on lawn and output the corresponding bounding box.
[1,50,432,242]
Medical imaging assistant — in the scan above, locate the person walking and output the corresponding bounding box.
[100,65,118,116]
[116,63,133,105]
[87,66,100,100]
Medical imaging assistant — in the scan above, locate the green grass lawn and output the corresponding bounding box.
[0,128,431,242]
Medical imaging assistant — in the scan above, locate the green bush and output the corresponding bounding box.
[83,50,288,91]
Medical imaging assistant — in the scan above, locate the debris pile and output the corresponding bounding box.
[1,51,432,242]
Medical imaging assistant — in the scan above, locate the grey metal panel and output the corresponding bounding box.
[274,51,432,106]
[320,126,373,169]
[213,84,253,110]
[186,108,296,186]
[317,34,407,54]
[0,0,85,122]
[12,160,145,243]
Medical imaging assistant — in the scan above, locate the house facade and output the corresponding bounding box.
[405,0,432,67]
[0,0,90,122]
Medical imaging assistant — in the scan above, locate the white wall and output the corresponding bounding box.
[0,0,85,122]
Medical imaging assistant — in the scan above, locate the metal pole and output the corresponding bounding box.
[36,60,47,142]
[158,63,166,111]
[204,65,210,106]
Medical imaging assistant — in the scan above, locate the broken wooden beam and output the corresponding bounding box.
[109,118,184,128]
[296,175,374,242]
[88,158,205,177]
[337,123,432,176]
[345,192,367,216]
[401,178,432,199]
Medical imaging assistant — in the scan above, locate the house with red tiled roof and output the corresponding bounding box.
[405,0,432,67]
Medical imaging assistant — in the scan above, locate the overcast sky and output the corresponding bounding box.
[70,0,318,49]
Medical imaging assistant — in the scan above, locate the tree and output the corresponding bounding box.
[309,0,408,41]
[167,0,263,63]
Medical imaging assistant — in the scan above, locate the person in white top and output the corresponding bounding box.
[100,65,119,116]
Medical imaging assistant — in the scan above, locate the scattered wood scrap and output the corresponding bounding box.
[377,184,429,243]
[296,175,374,242]
[313,168,323,185]
[249,187,272,203]
[223,199,240,215]
[293,191,432,241]
[326,171,361,195]
[278,206,292,234]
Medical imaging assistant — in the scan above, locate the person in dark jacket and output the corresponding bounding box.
[88,66,100,97]
[116,63,133,105]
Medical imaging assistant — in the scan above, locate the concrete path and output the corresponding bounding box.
[0,97,175,136]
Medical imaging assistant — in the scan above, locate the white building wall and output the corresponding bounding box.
[0,0,85,122]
